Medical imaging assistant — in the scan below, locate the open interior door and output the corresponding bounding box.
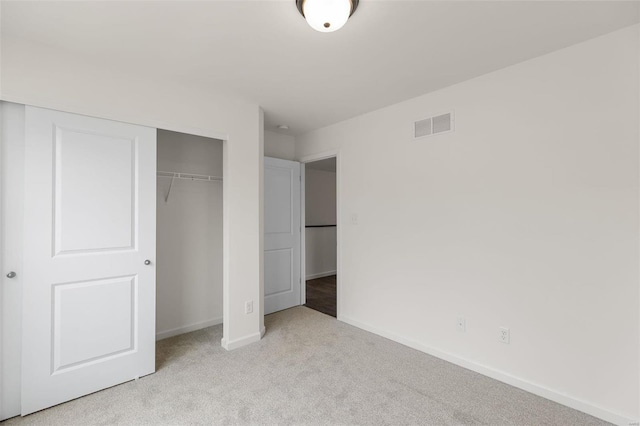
[264,157,301,315]
[21,106,156,414]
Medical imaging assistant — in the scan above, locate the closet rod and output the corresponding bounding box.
[158,171,222,202]
[157,171,223,182]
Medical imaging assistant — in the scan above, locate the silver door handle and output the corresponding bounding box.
[144,260,151,265]
[6,271,16,278]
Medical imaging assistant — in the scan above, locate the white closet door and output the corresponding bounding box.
[264,157,301,315]
[1,102,25,421]
[21,106,156,415]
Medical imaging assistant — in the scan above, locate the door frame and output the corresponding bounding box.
[298,150,341,319]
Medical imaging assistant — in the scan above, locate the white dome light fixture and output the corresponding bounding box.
[296,0,359,33]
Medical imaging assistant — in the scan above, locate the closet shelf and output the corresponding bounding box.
[158,171,222,202]
[157,171,223,182]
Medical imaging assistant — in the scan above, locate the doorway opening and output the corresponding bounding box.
[156,130,224,341]
[303,157,337,317]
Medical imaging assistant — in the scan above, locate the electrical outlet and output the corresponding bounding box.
[244,300,253,314]
[456,317,466,332]
[499,327,510,344]
[351,213,358,225]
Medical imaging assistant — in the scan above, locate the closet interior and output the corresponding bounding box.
[156,130,223,340]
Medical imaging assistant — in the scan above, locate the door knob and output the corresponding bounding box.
[6,271,16,278]
[144,260,151,265]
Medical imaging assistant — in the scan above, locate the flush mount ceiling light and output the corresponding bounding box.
[296,0,359,33]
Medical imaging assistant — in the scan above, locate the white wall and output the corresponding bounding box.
[296,25,640,424]
[305,228,337,280]
[157,130,224,177]
[305,168,337,226]
[305,168,337,279]
[156,130,223,340]
[265,130,295,160]
[0,36,264,350]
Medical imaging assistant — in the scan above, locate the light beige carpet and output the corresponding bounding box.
[4,306,607,425]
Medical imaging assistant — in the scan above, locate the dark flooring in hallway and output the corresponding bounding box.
[304,275,336,317]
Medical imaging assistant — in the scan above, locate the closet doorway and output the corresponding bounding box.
[303,157,337,317]
[0,106,227,419]
[156,130,224,340]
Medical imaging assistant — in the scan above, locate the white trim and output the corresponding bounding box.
[336,154,342,318]
[0,94,229,141]
[221,330,262,351]
[306,271,337,280]
[298,150,340,164]
[156,317,223,341]
[340,315,637,426]
[298,149,341,318]
[300,164,306,305]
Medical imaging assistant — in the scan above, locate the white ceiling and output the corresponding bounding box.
[2,1,638,136]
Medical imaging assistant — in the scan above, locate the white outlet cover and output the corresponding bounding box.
[456,317,466,332]
[499,327,510,344]
[245,300,253,314]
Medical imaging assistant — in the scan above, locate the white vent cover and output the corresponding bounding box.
[414,118,432,138]
[414,112,454,139]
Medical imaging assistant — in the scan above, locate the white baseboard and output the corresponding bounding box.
[221,330,262,351]
[339,315,636,426]
[306,270,337,280]
[156,317,222,341]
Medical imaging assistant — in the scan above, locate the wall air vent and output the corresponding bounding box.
[414,111,454,139]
